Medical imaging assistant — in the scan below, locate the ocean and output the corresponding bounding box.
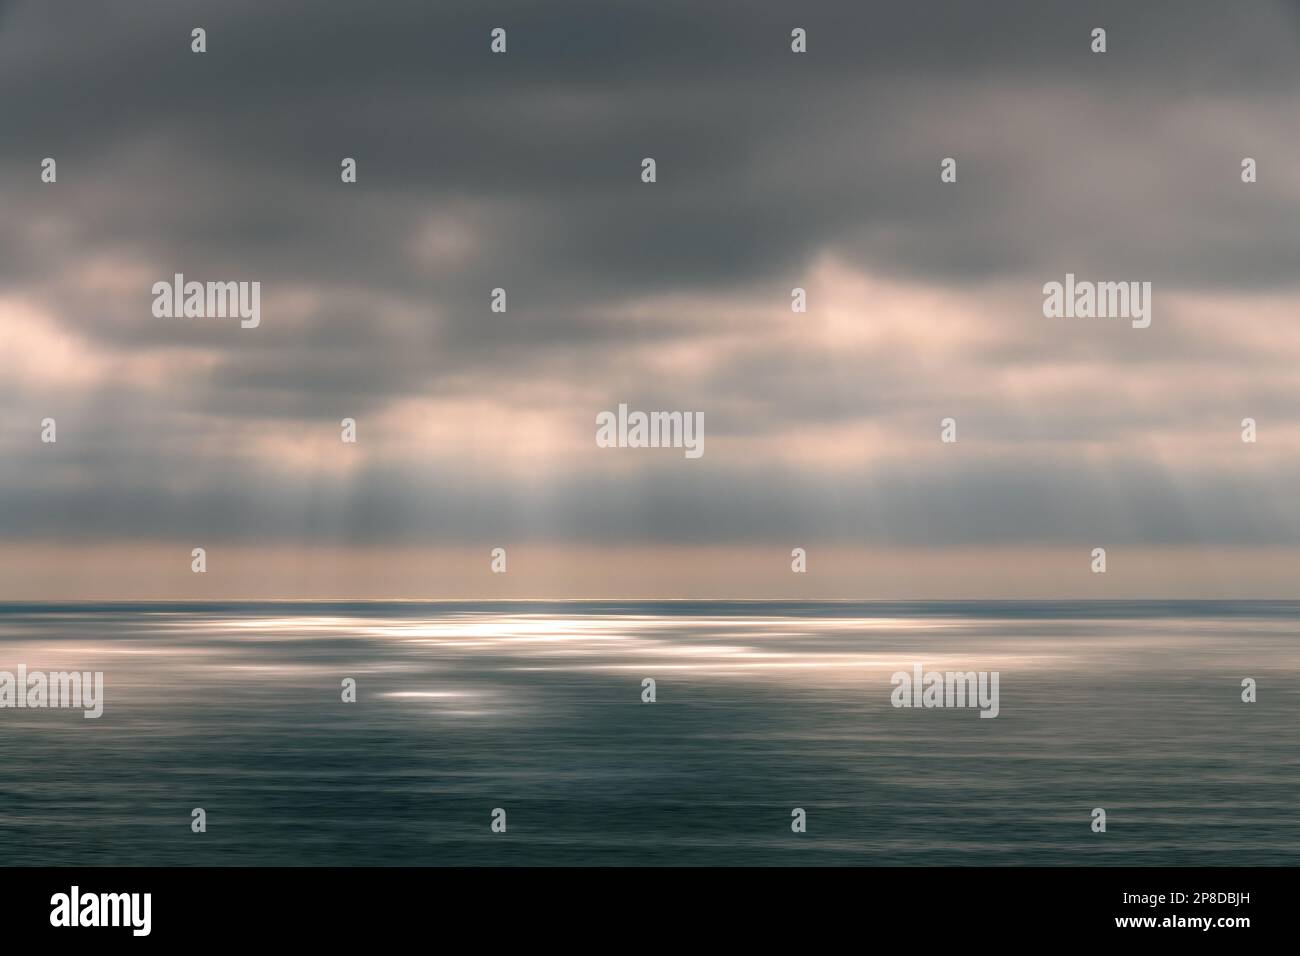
[1,601,1296,865]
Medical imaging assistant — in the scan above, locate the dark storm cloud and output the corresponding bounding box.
[4,0,1298,302]
[2,0,1299,554]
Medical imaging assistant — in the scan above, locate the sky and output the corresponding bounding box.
[2,0,1299,599]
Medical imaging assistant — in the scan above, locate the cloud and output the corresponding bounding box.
[2,0,1299,594]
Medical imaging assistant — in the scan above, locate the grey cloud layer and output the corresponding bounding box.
[2,0,1298,548]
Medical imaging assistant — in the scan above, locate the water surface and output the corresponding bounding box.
[0,601,1295,865]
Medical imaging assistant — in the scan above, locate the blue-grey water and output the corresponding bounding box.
[0,601,1296,866]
